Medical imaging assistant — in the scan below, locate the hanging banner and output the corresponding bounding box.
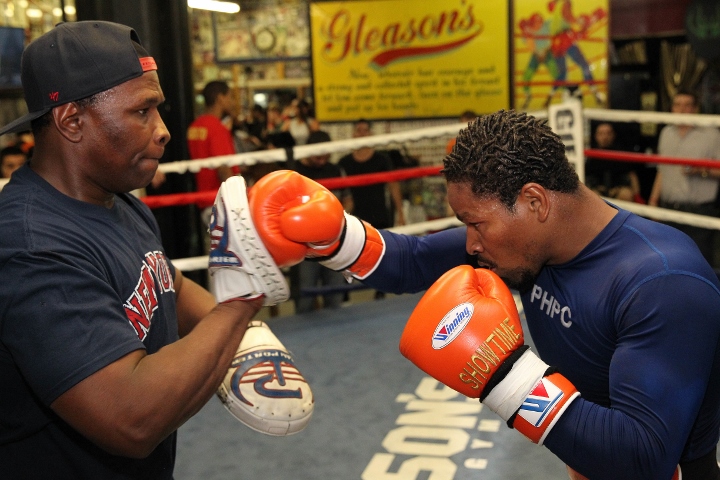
[310,0,510,122]
[514,0,609,110]
[548,98,585,181]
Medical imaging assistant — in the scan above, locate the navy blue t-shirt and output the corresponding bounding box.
[0,164,179,479]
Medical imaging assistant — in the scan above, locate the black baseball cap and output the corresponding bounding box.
[0,21,157,136]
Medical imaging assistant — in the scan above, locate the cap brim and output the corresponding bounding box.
[0,109,50,136]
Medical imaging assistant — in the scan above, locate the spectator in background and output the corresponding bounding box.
[245,131,295,187]
[446,110,478,155]
[266,103,285,136]
[282,98,319,145]
[339,119,405,229]
[0,145,27,178]
[585,121,643,203]
[234,104,267,152]
[294,131,352,212]
[246,104,266,140]
[186,80,240,237]
[648,90,720,267]
[339,119,406,300]
[291,130,352,313]
[14,130,34,158]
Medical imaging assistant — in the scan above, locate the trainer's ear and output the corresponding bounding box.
[52,102,83,143]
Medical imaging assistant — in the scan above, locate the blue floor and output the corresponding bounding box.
[174,292,568,480]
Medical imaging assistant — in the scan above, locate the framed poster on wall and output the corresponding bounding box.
[214,0,310,63]
[513,0,609,110]
[310,0,510,122]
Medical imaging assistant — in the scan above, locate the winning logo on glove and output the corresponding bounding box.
[431,303,474,349]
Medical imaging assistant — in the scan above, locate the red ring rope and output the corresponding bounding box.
[142,165,442,209]
[141,151,720,210]
[585,149,720,169]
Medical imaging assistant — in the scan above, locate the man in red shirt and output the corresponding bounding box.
[187,80,238,212]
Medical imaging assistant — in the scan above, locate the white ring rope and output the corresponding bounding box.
[584,108,720,127]
[607,198,720,230]
[158,122,470,174]
[156,108,720,175]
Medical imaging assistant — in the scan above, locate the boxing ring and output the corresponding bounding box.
[159,103,720,478]
[5,103,720,477]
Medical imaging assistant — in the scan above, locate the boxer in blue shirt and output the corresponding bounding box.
[241,109,720,479]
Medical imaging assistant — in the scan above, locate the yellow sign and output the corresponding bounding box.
[310,0,510,122]
[514,0,609,110]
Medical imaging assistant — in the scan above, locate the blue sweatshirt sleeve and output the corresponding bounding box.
[544,273,720,479]
[360,226,471,293]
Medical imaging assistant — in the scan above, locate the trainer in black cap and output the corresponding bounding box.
[0,21,157,136]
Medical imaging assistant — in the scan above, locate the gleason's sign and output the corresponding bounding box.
[310,0,510,121]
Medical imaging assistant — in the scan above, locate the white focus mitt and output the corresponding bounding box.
[216,320,314,436]
[208,176,290,306]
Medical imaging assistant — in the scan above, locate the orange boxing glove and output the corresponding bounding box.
[247,170,344,267]
[249,170,385,279]
[399,266,580,445]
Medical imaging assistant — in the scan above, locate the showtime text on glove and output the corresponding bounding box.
[459,318,522,390]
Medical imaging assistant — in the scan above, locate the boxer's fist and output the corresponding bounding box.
[248,170,345,268]
[249,170,386,280]
[399,265,524,399]
[400,266,579,445]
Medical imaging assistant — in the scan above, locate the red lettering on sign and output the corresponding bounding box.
[319,3,481,65]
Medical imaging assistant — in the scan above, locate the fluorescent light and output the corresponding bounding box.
[188,0,240,13]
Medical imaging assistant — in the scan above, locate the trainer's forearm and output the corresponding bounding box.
[127,301,260,443]
[51,299,261,458]
[174,269,217,337]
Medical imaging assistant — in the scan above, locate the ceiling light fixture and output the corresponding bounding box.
[25,7,43,18]
[187,0,240,14]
